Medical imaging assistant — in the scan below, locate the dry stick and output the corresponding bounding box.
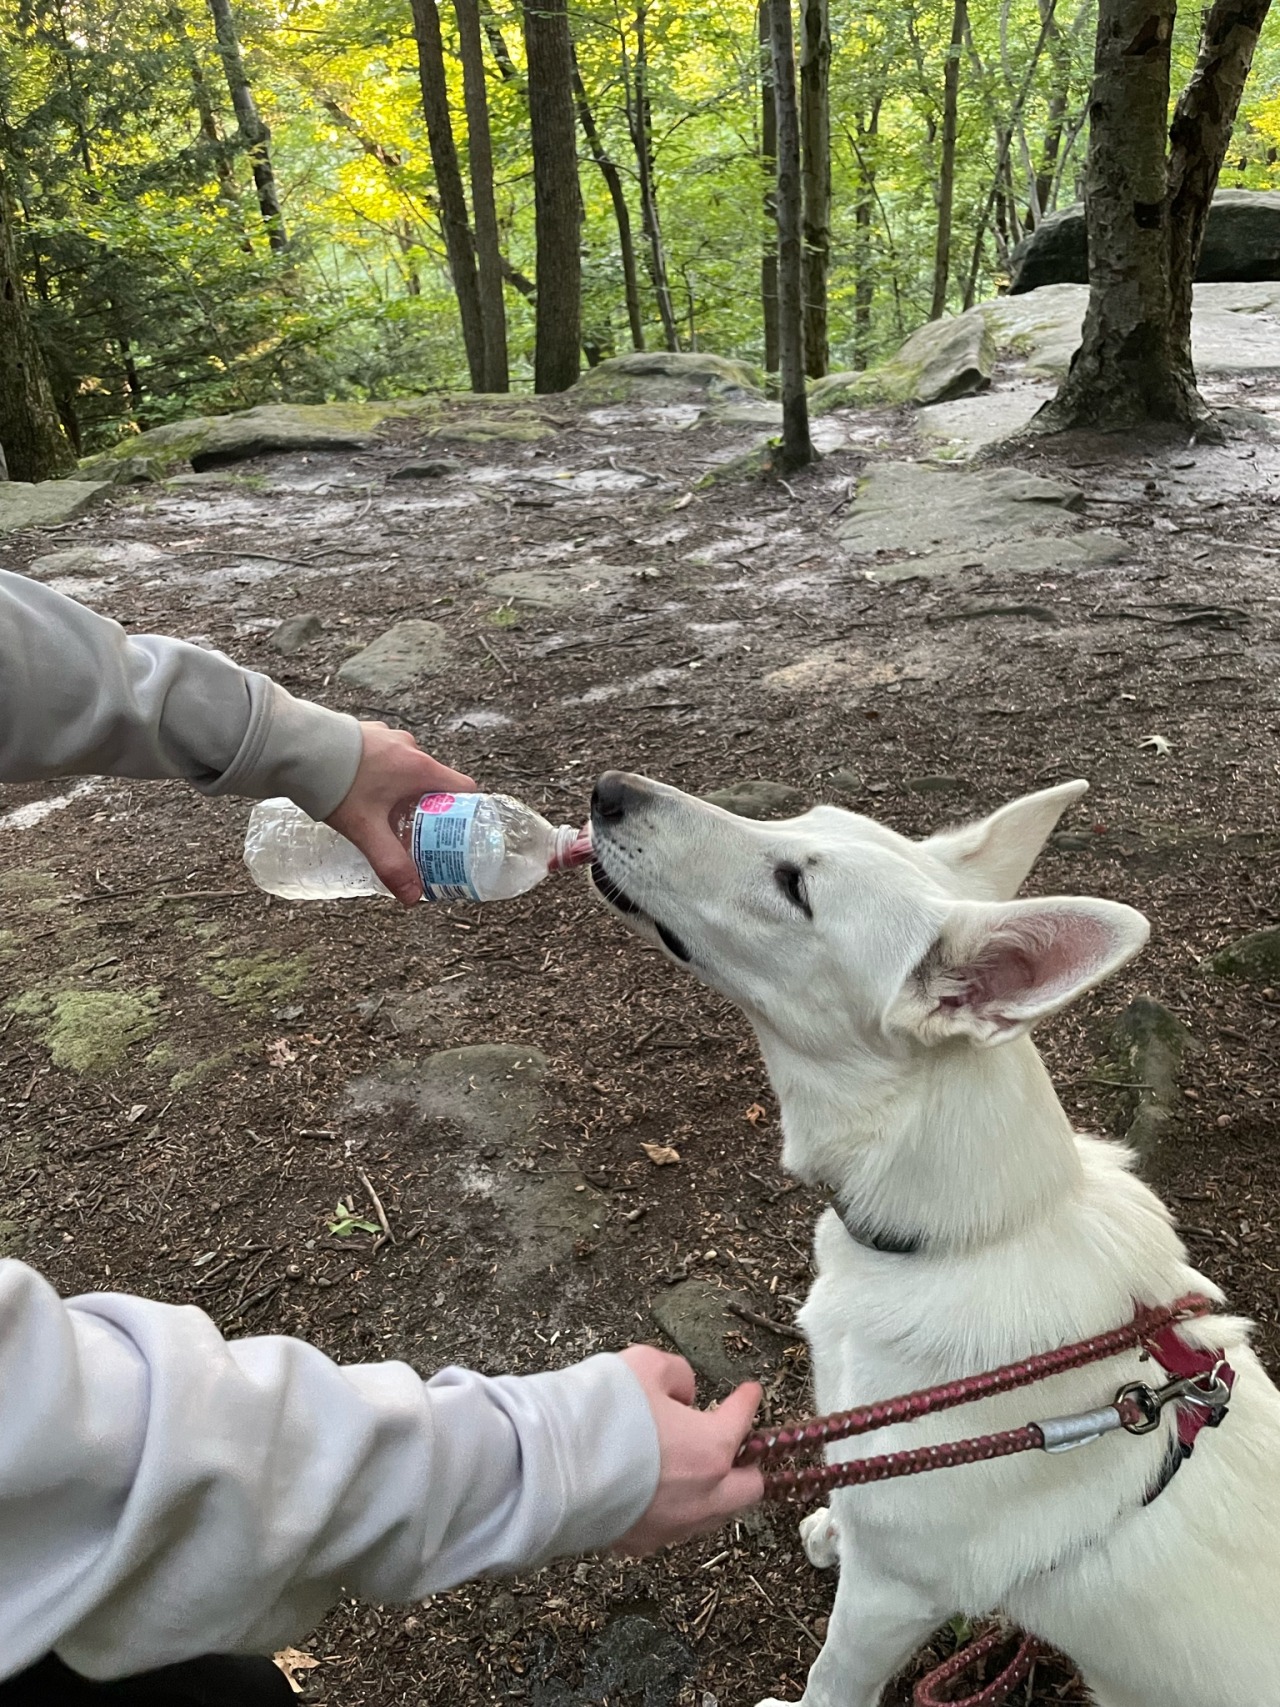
[358,1167,395,1243]
[477,633,517,683]
[728,1300,805,1341]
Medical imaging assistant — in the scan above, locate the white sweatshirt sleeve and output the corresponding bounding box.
[0,1261,659,1682]
[0,569,363,820]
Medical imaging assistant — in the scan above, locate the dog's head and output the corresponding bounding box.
[589,772,1148,1063]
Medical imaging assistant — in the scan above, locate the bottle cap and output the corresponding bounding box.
[550,823,594,872]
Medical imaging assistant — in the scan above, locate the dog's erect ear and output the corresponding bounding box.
[924,780,1089,901]
[898,896,1149,1048]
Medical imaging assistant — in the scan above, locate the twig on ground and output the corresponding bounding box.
[727,1300,804,1341]
[358,1167,395,1243]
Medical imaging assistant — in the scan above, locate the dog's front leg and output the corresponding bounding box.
[755,1554,944,1707]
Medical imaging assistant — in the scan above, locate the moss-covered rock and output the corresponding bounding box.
[573,351,766,406]
[8,987,161,1073]
[1208,927,1280,984]
[816,312,995,412]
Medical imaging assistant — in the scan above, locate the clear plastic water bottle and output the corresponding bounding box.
[243,793,591,903]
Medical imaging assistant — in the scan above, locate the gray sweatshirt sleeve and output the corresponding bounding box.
[0,569,363,820]
[0,1260,659,1681]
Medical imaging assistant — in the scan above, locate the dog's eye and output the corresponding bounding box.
[774,862,812,919]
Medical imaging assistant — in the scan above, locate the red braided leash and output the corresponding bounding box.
[736,1294,1217,1707]
[736,1292,1214,1500]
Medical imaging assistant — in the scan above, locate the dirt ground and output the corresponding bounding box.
[2,381,1279,1707]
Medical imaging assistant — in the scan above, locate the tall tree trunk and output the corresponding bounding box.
[455,0,509,390]
[930,0,967,320]
[409,0,486,388]
[759,0,779,372]
[573,53,645,350]
[769,0,813,471]
[1167,0,1273,360]
[0,173,75,481]
[627,4,679,350]
[1034,0,1072,216]
[1037,0,1197,432]
[522,0,582,391]
[205,0,288,250]
[798,0,830,377]
[853,99,881,368]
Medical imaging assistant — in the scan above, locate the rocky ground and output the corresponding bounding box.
[2,337,1280,1706]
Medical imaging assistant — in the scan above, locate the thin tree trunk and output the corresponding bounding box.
[1038,0,1199,432]
[205,0,288,250]
[799,0,830,377]
[573,52,645,350]
[1034,0,1073,215]
[484,17,523,83]
[759,0,779,372]
[522,0,582,391]
[627,4,679,350]
[853,99,881,368]
[1166,0,1274,361]
[930,0,967,320]
[0,172,75,481]
[456,0,509,390]
[769,0,813,471]
[409,0,486,388]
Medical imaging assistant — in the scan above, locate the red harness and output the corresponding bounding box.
[738,1297,1236,1707]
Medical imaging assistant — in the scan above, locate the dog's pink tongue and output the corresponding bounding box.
[561,824,594,868]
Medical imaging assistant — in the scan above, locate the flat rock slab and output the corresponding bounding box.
[979,281,1280,381]
[704,780,808,819]
[487,562,639,608]
[337,620,449,693]
[837,460,1121,581]
[650,1278,785,1388]
[916,382,1055,461]
[0,480,111,534]
[573,350,766,406]
[344,1045,604,1273]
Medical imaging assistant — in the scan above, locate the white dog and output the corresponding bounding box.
[589,771,1280,1707]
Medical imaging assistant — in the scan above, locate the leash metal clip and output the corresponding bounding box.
[1117,1370,1234,1436]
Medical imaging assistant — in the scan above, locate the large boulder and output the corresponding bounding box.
[572,350,766,406]
[1009,189,1280,293]
[813,311,995,412]
[0,479,111,534]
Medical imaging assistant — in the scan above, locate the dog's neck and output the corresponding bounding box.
[756,1031,1085,1253]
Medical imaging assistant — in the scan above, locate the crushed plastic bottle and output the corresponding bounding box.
[244,792,592,903]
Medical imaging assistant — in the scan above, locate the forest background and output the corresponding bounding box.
[6,0,1280,458]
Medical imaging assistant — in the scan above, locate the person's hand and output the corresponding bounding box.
[612,1345,764,1555]
[326,722,476,907]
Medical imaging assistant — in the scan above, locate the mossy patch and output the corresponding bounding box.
[432,418,551,444]
[0,867,62,902]
[8,987,161,1073]
[168,1049,238,1095]
[0,929,17,962]
[199,951,310,1012]
[1209,927,1280,984]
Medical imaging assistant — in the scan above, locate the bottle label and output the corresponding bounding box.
[412,794,483,902]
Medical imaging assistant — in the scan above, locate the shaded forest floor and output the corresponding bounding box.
[2,385,1279,1705]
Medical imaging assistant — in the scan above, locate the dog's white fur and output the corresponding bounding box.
[590,773,1280,1707]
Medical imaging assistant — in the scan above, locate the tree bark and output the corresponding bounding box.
[573,52,645,350]
[522,0,582,392]
[627,4,679,351]
[1167,0,1273,356]
[455,0,509,390]
[1038,0,1199,432]
[759,0,779,372]
[0,172,75,481]
[204,0,288,250]
[410,0,486,388]
[798,0,830,377]
[929,0,967,320]
[769,0,813,471]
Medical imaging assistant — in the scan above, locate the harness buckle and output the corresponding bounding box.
[1117,1372,1234,1436]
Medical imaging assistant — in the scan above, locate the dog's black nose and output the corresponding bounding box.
[592,771,646,824]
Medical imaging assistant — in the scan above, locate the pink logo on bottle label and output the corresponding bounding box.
[419,793,456,814]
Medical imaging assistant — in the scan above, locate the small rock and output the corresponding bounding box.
[269,613,323,655]
[0,479,111,535]
[906,775,973,797]
[650,1279,779,1388]
[829,768,864,794]
[337,620,449,694]
[1049,831,1094,853]
[704,779,808,819]
[1208,926,1280,984]
[389,458,461,480]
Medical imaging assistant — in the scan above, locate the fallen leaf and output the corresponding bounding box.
[327,1200,380,1237]
[273,1648,320,1693]
[672,492,693,510]
[1139,733,1171,756]
[641,1142,681,1166]
[745,1103,767,1125]
[267,1037,298,1067]
[126,1103,148,1124]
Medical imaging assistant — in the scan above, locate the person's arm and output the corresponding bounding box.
[0,569,364,820]
[0,1260,659,1680]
